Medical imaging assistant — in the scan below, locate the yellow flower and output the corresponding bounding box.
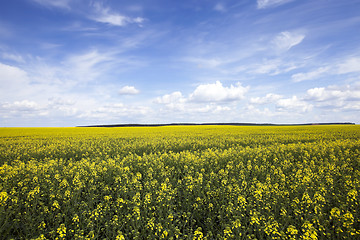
[286,225,298,238]
[0,191,9,206]
[72,214,79,223]
[330,207,341,219]
[193,227,204,240]
[301,221,317,240]
[52,200,60,210]
[56,224,66,239]
[116,232,125,240]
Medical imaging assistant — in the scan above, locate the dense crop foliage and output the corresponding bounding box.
[0,126,359,239]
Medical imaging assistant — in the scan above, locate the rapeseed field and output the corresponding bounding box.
[0,125,359,239]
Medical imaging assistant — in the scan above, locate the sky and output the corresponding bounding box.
[1,0,360,127]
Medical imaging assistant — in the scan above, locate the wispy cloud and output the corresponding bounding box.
[62,22,99,32]
[290,56,360,82]
[40,43,62,50]
[91,3,144,27]
[78,103,150,120]
[32,0,71,9]
[336,57,360,74]
[17,52,101,88]
[2,100,40,112]
[65,50,113,82]
[250,93,283,104]
[257,0,294,9]
[291,67,330,82]
[57,49,144,85]
[0,62,29,88]
[272,31,305,51]
[1,53,24,63]
[32,0,144,27]
[184,57,225,69]
[249,58,299,75]
[214,3,226,13]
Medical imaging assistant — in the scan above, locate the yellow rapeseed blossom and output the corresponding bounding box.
[0,125,359,239]
[193,227,204,240]
[116,232,125,240]
[0,191,8,206]
[301,221,317,240]
[56,224,66,239]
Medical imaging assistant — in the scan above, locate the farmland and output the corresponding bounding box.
[0,125,359,239]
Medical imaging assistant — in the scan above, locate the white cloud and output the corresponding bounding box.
[306,84,360,102]
[154,91,184,104]
[304,84,360,112]
[92,3,144,27]
[189,104,231,114]
[276,96,313,112]
[290,56,360,83]
[46,98,78,117]
[189,81,249,102]
[33,1,145,27]
[249,59,298,75]
[306,87,341,102]
[78,103,149,120]
[32,0,70,9]
[153,82,244,115]
[154,92,187,111]
[257,0,294,9]
[250,93,283,104]
[0,100,50,120]
[2,100,39,111]
[214,105,231,112]
[48,97,75,106]
[0,47,149,125]
[67,50,112,69]
[184,57,224,69]
[214,3,226,12]
[244,104,279,120]
[126,5,143,12]
[1,53,25,63]
[272,31,305,51]
[54,106,78,116]
[0,62,29,88]
[118,86,140,95]
[40,43,62,50]
[95,13,128,26]
[336,57,360,74]
[35,47,144,87]
[62,50,115,84]
[291,67,330,82]
[250,60,281,75]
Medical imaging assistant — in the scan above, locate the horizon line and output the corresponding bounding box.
[77,122,356,128]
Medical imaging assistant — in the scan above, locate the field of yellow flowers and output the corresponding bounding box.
[0,125,359,239]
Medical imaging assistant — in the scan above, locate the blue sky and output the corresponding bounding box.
[1,0,360,126]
